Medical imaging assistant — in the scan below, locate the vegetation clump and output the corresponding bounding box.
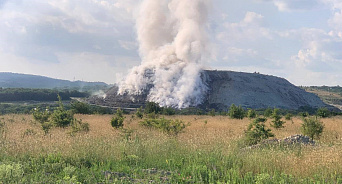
[270,108,285,129]
[301,117,324,140]
[316,107,331,118]
[32,95,89,134]
[247,109,257,119]
[70,101,91,114]
[263,108,273,117]
[135,106,144,119]
[140,118,188,136]
[285,113,293,120]
[228,104,245,119]
[111,108,125,129]
[245,117,274,145]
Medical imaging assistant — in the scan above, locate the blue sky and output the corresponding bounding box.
[0,0,341,85]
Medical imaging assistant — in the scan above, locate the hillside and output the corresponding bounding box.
[302,86,342,110]
[0,72,108,89]
[89,70,332,111]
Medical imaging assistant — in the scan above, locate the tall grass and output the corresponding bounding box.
[0,114,342,183]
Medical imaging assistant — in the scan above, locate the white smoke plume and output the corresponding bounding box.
[118,0,211,108]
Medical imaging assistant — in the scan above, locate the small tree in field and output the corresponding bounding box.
[245,117,274,145]
[111,108,125,129]
[270,109,285,129]
[135,106,143,119]
[263,108,272,118]
[316,107,330,118]
[247,109,257,119]
[228,104,245,119]
[301,117,324,140]
[50,95,74,127]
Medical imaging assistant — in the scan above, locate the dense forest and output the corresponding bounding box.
[0,88,88,102]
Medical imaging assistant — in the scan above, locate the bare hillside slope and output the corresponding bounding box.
[89,70,330,110]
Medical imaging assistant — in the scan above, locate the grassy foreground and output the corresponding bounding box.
[1,114,342,183]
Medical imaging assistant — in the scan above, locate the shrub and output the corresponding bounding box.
[301,117,324,140]
[263,108,273,117]
[270,109,285,129]
[69,119,90,135]
[0,163,24,183]
[298,112,309,118]
[135,107,143,119]
[144,102,162,114]
[111,108,125,129]
[228,104,245,119]
[285,113,293,120]
[50,95,74,127]
[50,109,74,128]
[32,107,51,124]
[140,118,188,135]
[0,120,5,137]
[162,107,176,115]
[245,117,274,145]
[71,101,91,114]
[247,109,257,119]
[208,109,216,117]
[316,107,330,118]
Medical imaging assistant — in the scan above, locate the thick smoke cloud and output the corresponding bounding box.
[119,0,211,108]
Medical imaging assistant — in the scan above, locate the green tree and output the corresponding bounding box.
[50,95,74,127]
[208,109,216,117]
[301,117,324,140]
[144,102,162,114]
[247,109,257,119]
[245,117,274,145]
[71,101,91,114]
[263,108,272,117]
[270,109,285,129]
[316,107,330,118]
[111,108,125,129]
[135,106,144,119]
[228,104,245,119]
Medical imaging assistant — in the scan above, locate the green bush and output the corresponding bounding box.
[69,119,90,135]
[270,109,285,129]
[111,108,125,129]
[228,104,245,119]
[285,113,293,120]
[263,108,273,117]
[144,102,162,114]
[247,109,257,119]
[162,107,176,115]
[32,107,51,124]
[0,163,24,183]
[71,101,91,114]
[140,118,188,135]
[208,109,216,117]
[316,107,331,118]
[50,108,74,128]
[301,117,324,140]
[244,117,274,146]
[298,112,309,118]
[135,107,144,119]
[50,95,74,127]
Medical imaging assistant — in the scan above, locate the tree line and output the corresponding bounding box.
[0,88,88,102]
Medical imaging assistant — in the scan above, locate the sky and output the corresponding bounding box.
[0,0,341,85]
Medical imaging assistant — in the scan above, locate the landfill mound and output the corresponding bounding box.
[88,70,330,110]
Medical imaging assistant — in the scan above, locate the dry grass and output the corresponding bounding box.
[1,114,342,178]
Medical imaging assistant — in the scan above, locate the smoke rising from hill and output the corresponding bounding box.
[118,0,211,108]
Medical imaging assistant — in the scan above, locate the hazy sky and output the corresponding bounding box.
[0,0,341,85]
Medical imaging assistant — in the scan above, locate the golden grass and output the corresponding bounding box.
[1,114,342,178]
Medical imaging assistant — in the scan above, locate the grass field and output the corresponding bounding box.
[1,114,342,183]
